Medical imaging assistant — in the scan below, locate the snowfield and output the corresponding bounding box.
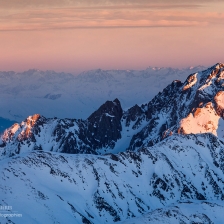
[1,134,224,223]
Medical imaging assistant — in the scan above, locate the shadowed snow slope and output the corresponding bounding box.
[0,134,224,223]
[121,200,224,224]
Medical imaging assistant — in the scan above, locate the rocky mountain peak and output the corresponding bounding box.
[87,98,122,121]
[214,62,224,69]
[177,64,224,138]
[79,99,123,150]
[2,114,47,143]
[128,63,224,150]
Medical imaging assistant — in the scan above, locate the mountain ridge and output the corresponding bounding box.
[0,63,223,161]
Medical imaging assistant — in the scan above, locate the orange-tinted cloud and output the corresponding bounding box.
[1,5,224,31]
[0,0,223,8]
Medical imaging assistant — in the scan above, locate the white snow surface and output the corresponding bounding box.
[121,200,224,224]
[0,134,224,223]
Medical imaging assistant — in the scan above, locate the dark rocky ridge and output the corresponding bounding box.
[0,63,224,158]
[79,99,123,150]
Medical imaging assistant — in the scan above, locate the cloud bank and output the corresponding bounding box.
[0,0,224,31]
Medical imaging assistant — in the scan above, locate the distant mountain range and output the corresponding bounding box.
[0,66,206,125]
[0,63,223,223]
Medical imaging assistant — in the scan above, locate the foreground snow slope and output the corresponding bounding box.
[0,66,205,122]
[1,134,224,223]
[121,200,224,224]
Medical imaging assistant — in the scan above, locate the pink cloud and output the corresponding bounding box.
[0,6,224,31]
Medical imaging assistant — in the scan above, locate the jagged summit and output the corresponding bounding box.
[82,99,123,150]
[214,62,224,68]
[128,63,224,149]
[177,63,224,135]
[87,98,122,120]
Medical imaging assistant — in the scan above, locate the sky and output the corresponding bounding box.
[0,0,224,74]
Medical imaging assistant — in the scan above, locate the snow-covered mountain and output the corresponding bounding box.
[0,63,224,223]
[128,62,224,150]
[0,66,205,124]
[0,63,223,160]
[1,134,224,223]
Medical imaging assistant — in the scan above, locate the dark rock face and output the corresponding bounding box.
[127,81,185,150]
[79,99,123,150]
[123,104,145,130]
[146,80,183,120]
